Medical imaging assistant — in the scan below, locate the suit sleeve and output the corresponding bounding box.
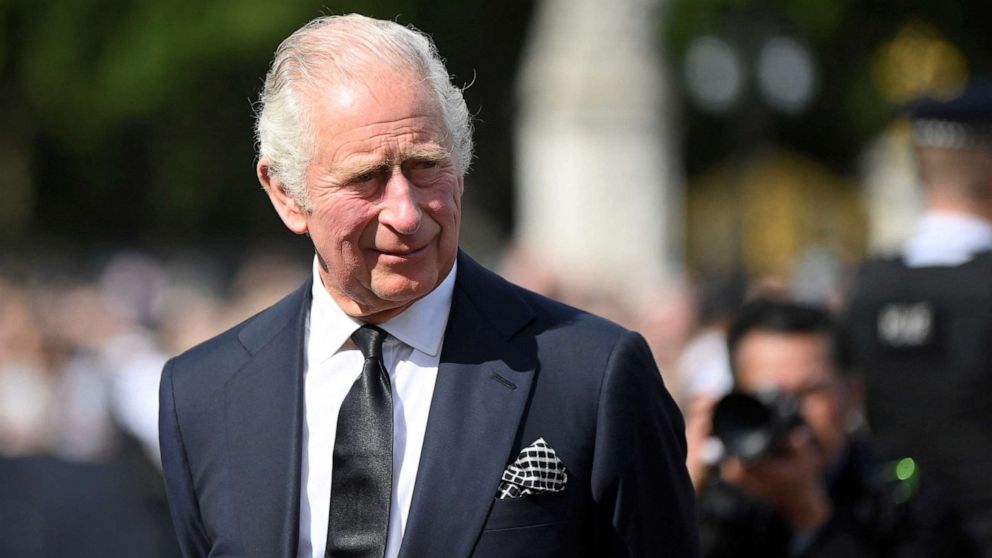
[159,358,211,558]
[591,330,701,557]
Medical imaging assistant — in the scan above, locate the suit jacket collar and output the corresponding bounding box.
[399,251,538,557]
[225,279,312,558]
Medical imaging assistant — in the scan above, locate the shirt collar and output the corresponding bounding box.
[309,256,457,365]
[903,210,992,267]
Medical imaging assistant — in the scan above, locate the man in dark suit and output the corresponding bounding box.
[159,14,698,558]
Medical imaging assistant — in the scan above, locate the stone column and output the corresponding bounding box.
[515,0,682,293]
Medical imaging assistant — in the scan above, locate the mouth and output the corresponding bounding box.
[374,244,429,260]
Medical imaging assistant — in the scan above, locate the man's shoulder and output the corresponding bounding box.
[516,283,630,347]
[165,280,311,384]
[455,252,629,343]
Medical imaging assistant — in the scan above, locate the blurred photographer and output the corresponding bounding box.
[690,297,975,557]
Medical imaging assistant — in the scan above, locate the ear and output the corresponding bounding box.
[258,158,308,235]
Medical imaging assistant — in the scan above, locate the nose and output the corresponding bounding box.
[378,170,422,235]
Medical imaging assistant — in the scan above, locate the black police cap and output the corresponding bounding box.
[905,81,992,148]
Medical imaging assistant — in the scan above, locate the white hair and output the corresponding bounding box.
[255,14,474,211]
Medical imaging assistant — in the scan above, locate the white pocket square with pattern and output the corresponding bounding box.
[496,437,568,500]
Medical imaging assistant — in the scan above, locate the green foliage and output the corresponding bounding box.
[0,0,530,243]
[666,0,852,55]
[14,0,308,147]
[665,0,992,176]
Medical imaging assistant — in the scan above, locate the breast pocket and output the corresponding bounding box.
[474,491,577,557]
[474,491,579,557]
[483,489,572,531]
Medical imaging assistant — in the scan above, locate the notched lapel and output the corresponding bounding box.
[224,286,309,558]
[399,258,537,558]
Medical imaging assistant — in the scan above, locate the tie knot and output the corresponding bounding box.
[351,325,387,360]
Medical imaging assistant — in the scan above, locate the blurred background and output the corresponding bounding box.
[2,0,992,554]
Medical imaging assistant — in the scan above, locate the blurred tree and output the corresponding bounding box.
[664,0,992,176]
[0,0,533,248]
[664,0,992,277]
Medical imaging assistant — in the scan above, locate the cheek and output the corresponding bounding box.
[419,197,458,231]
[436,198,460,223]
[313,199,371,235]
[431,187,462,223]
[803,395,844,440]
[310,206,375,259]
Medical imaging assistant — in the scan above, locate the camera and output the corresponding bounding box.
[710,390,804,462]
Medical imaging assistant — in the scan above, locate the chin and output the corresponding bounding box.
[371,272,438,303]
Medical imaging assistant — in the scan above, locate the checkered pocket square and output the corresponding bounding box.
[496,437,568,499]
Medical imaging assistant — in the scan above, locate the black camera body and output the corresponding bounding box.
[711,390,804,462]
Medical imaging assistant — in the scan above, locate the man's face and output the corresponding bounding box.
[734,331,852,470]
[270,68,463,322]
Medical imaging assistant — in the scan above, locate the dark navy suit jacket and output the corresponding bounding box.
[159,252,699,557]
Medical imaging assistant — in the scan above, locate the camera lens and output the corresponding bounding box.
[711,391,803,462]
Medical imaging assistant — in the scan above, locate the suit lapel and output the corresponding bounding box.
[224,283,309,558]
[399,254,536,558]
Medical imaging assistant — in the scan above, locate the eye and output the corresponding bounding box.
[346,168,382,188]
[415,160,438,169]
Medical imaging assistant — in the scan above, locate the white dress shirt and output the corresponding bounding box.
[903,211,992,267]
[298,257,456,558]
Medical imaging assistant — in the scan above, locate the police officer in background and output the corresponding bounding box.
[695,298,971,557]
[847,82,992,556]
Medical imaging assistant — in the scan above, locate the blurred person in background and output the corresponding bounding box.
[693,297,974,557]
[847,81,992,556]
[676,273,747,405]
[677,273,745,489]
[0,278,54,456]
[0,248,303,557]
[158,13,697,558]
[0,264,180,558]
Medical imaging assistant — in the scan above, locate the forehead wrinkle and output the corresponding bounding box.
[350,115,443,137]
[331,121,445,158]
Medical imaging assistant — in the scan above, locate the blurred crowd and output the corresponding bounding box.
[0,249,309,462]
[0,235,989,556]
[0,240,829,555]
[0,248,309,557]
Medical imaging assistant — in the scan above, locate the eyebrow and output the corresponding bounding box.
[337,160,390,184]
[404,145,450,162]
[335,145,451,183]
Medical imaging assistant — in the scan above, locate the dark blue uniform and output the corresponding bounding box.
[848,252,992,554]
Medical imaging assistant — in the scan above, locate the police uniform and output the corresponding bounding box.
[847,83,992,555]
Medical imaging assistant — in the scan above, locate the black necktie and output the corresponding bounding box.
[326,325,393,558]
